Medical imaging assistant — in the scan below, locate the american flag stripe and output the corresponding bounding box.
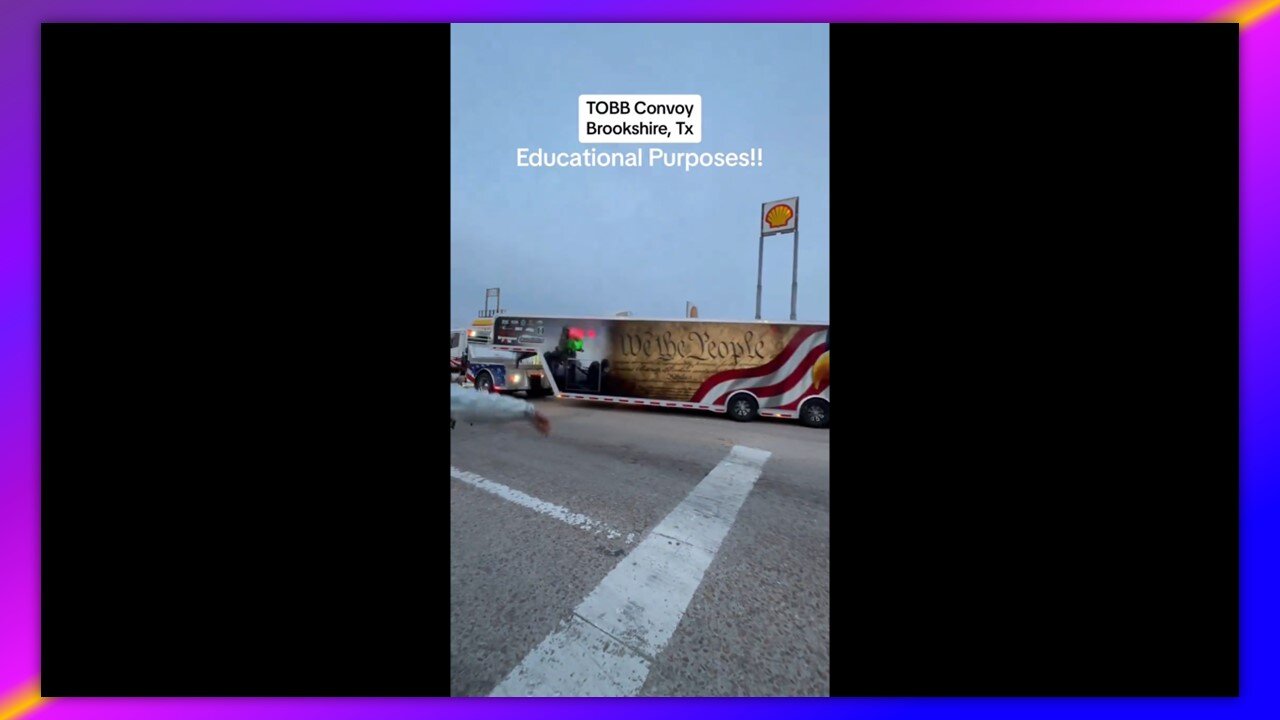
[689,326,822,402]
[692,329,828,404]
[713,341,828,406]
[768,375,830,410]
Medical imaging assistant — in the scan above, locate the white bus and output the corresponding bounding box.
[487,314,829,427]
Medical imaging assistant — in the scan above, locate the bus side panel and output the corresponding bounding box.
[755,340,829,413]
[492,316,828,416]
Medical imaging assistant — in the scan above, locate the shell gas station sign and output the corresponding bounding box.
[757,196,800,320]
[761,197,798,236]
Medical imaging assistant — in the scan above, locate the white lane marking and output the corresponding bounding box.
[451,467,634,544]
[489,445,771,697]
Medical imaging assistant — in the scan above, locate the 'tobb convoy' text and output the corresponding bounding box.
[579,94,702,143]
[514,93,762,170]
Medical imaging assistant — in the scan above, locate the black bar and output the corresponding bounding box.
[830,23,1238,696]
[42,23,452,696]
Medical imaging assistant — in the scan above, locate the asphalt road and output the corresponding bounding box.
[450,390,830,696]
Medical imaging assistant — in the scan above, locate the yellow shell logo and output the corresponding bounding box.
[812,351,829,392]
[765,203,794,229]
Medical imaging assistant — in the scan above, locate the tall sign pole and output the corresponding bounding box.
[759,197,800,321]
[790,197,799,321]
[755,229,765,320]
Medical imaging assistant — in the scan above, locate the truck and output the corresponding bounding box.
[451,318,552,397]
[450,327,467,374]
[487,314,830,427]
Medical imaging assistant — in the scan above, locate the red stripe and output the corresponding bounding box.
[690,326,823,402]
[713,342,828,405]
[778,393,823,411]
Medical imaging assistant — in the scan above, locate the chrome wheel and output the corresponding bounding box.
[800,398,829,428]
[727,393,758,422]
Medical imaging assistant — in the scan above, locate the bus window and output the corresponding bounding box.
[451,332,460,349]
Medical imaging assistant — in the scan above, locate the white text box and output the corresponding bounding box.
[579,94,702,144]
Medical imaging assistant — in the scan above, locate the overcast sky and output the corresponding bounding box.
[451,24,829,329]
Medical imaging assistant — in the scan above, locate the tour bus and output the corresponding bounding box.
[486,314,829,427]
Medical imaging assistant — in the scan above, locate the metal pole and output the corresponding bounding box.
[755,233,764,320]
[790,198,799,321]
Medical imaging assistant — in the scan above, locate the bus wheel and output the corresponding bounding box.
[475,372,494,393]
[727,393,758,423]
[800,398,830,428]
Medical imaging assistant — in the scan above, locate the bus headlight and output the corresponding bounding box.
[510,373,522,384]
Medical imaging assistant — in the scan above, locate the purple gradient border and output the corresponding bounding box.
[1,2,1274,718]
